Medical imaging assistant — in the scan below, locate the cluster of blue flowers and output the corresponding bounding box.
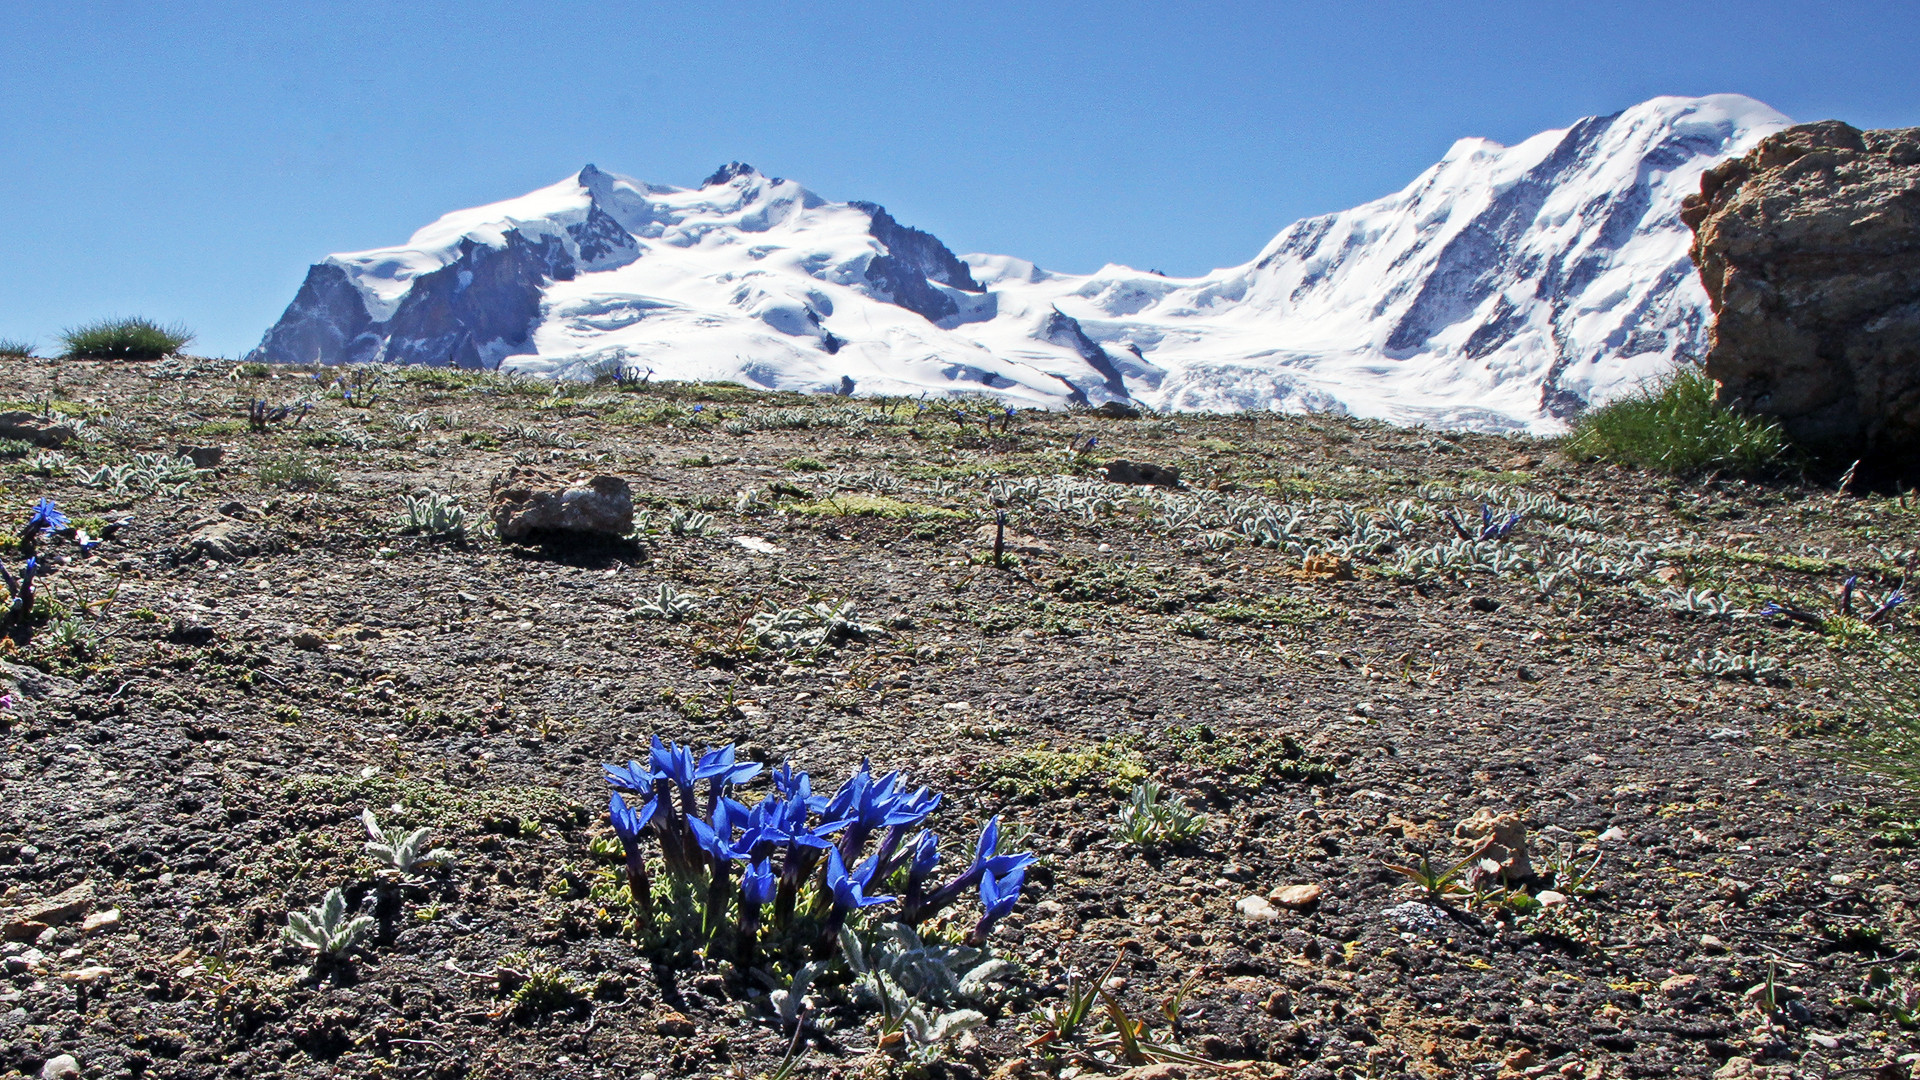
[2,498,65,628]
[1446,504,1524,542]
[603,738,1033,964]
[314,368,381,407]
[1761,574,1907,629]
[247,399,310,432]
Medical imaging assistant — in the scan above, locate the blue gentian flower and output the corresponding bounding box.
[968,862,1028,945]
[971,816,1036,878]
[604,759,652,791]
[741,859,776,907]
[609,791,655,843]
[770,761,807,799]
[650,736,697,791]
[25,498,67,536]
[906,829,941,885]
[885,785,941,827]
[1868,590,1908,625]
[689,796,755,860]
[825,847,894,910]
[696,744,762,787]
[978,864,1025,923]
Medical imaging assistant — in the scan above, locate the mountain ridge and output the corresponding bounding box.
[250,93,1791,431]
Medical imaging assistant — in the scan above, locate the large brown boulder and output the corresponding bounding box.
[1683,120,1920,470]
[488,469,633,541]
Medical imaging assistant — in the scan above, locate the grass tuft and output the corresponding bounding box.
[1563,366,1786,475]
[258,453,337,490]
[0,340,34,358]
[59,317,195,361]
[1828,637,1920,807]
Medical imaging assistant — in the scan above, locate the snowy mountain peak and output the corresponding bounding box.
[251,94,1791,429]
[701,161,763,187]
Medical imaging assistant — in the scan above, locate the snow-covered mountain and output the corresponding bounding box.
[251,94,1789,431]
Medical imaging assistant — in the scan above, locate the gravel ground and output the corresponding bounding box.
[0,356,1916,1080]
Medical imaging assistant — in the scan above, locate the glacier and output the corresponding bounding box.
[250,94,1790,432]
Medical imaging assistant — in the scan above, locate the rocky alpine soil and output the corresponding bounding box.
[0,356,1917,1080]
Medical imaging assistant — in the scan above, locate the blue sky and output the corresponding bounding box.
[2,1,1914,358]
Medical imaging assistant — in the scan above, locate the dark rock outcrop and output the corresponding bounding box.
[253,229,577,369]
[1041,308,1128,403]
[1683,120,1920,468]
[849,201,983,325]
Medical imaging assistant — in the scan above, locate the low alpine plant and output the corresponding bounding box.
[1115,779,1205,849]
[601,739,1035,968]
[361,809,453,874]
[283,887,374,959]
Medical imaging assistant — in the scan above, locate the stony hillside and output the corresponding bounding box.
[0,356,1916,1080]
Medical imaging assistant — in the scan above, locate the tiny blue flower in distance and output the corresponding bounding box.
[27,497,68,534]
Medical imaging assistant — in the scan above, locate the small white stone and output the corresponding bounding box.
[1536,890,1569,907]
[1234,895,1280,922]
[81,909,121,934]
[1597,827,1628,843]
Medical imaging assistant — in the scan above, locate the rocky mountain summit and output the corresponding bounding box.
[251,96,1788,431]
[1684,120,1920,471]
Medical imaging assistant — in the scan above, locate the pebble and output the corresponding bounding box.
[1269,883,1323,909]
[3,948,45,975]
[1233,895,1280,922]
[1383,900,1446,933]
[13,881,95,927]
[1699,933,1728,953]
[1536,889,1569,907]
[1597,827,1628,843]
[1808,1034,1841,1050]
[291,628,327,650]
[1659,973,1700,996]
[39,1055,80,1080]
[654,1010,696,1038]
[81,909,121,934]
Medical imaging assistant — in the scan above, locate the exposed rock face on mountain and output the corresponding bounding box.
[1683,121,1920,469]
[250,95,1789,430]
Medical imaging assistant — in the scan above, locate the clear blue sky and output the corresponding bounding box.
[3,1,1914,358]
